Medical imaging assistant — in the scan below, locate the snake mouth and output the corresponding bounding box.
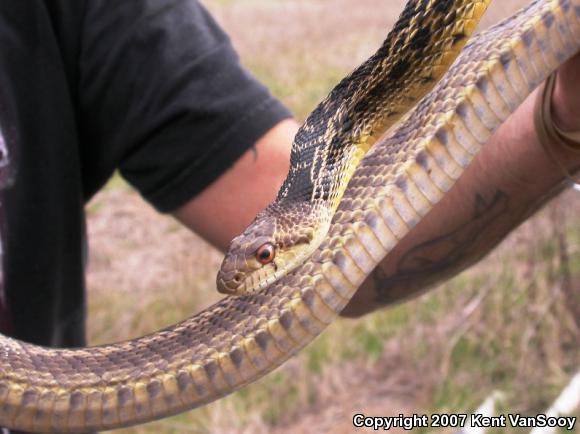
[216,282,237,295]
[216,270,244,294]
[216,265,281,295]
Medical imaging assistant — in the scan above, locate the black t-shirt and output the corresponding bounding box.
[0,1,290,349]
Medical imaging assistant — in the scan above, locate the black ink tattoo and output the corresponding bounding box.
[373,190,509,304]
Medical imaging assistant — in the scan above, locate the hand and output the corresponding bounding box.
[552,51,580,133]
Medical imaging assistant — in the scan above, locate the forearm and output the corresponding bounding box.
[173,119,297,251]
[173,55,580,318]
[341,56,580,317]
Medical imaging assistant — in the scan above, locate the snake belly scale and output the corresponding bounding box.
[0,0,579,432]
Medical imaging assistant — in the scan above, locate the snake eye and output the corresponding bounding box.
[255,243,275,265]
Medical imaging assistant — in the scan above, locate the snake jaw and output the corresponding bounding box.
[217,239,317,295]
[217,213,278,294]
[217,202,332,295]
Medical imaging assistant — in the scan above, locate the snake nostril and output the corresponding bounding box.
[233,274,243,284]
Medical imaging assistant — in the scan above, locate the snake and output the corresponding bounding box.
[0,0,578,432]
[217,0,492,295]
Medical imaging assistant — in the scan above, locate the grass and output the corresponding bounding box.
[85,0,579,432]
[87,190,580,433]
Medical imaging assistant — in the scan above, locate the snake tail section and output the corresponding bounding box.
[0,0,578,431]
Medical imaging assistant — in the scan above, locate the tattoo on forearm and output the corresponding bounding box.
[373,190,510,304]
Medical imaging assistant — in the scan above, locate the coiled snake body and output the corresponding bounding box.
[1,0,579,432]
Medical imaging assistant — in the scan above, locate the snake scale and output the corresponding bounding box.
[217,0,491,296]
[0,0,579,432]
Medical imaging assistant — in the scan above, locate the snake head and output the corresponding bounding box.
[217,202,330,295]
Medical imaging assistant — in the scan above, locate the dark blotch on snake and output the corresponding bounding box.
[279,310,293,330]
[389,59,411,81]
[421,74,435,83]
[522,29,534,47]
[452,32,466,45]
[301,288,315,307]
[543,11,555,27]
[22,390,38,407]
[500,52,512,67]
[456,102,468,119]
[255,330,270,351]
[476,77,489,92]
[435,0,454,15]
[69,391,84,410]
[333,251,354,272]
[341,116,353,134]
[411,27,431,50]
[443,9,457,26]
[559,0,571,13]
[117,387,132,406]
[229,347,244,367]
[204,360,218,379]
[416,151,429,170]
[147,381,162,399]
[365,213,379,231]
[177,371,192,392]
[354,97,370,114]
[136,403,146,416]
[436,128,449,146]
[395,175,408,192]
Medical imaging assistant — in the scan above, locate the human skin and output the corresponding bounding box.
[173,52,580,317]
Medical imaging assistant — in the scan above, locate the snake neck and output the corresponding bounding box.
[219,0,491,294]
[276,0,491,233]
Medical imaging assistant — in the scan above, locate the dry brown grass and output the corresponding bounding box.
[208,0,530,119]
[85,1,579,433]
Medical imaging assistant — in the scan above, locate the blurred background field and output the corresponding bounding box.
[85,0,580,432]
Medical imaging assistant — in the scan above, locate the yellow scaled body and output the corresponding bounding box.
[0,0,579,432]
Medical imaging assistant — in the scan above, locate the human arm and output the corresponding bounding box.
[173,118,298,249]
[341,53,580,317]
[174,52,580,318]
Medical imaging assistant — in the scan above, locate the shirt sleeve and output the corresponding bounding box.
[78,0,292,212]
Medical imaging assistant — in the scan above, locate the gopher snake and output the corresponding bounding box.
[217,0,490,295]
[1,0,579,432]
